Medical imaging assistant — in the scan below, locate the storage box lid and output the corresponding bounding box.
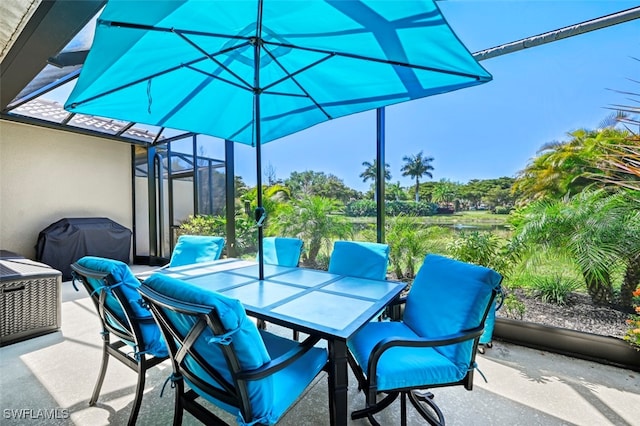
[0,259,62,281]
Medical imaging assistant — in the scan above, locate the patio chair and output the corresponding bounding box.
[261,237,303,267]
[70,257,169,426]
[323,240,391,335]
[328,240,389,280]
[478,291,504,354]
[137,273,329,426]
[347,254,502,425]
[168,235,225,267]
[257,237,303,333]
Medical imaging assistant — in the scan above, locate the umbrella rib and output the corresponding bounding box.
[69,38,253,108]
[262,40,486,81]
[261,50,334,119]
[100,20,250,43]
[183,64,252,91]
[67,58,208,108]
[173,29,253,90]
[262,53,334,92]
[262,91,309,98]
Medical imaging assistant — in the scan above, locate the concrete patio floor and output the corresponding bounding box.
[1,267,638,425]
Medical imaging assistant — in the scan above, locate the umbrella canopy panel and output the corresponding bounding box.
[65,0,491,145]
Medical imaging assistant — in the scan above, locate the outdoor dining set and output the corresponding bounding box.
[70,235,502,426]
[59,1,503,424]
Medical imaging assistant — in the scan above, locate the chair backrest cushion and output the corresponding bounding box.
[403,254,501,367]
[142,273,274,420]
[328,241,389,280]
[261,237,303,267]
[169,235,225,267]
[76,256,168,357]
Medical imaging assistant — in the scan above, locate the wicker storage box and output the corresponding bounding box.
[0,258,62,346]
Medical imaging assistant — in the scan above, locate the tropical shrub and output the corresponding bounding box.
[512,127,632,203]
[493,205,512,215]
[345,200,438,217]
[447,230,513,275]
[528,274,581,305]
[270,195,352,266]
[241,184,292,230]
[344,200,375,216]
[384,215,449,280]
[448,230,523,317]
[624,286,640,350]
[510,189,640,305]
[502,293,526,320]
[177,214,224,236]
[177,214,257,256]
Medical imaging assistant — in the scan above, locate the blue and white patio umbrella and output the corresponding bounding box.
[65,0,491,279]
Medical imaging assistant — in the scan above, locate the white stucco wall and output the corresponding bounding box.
[0,120,132,259]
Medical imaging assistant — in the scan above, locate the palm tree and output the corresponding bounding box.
[400,151,434,202]
[431,179,457,208]
[595,114,640,307]
[511,189,640,305]
[360,159,391,184]
[512,128,630,203]
[599,142,640,191]
[385,181,407,201]
[271,195,353,266]
[242,183,291,227]
[385,215,448,279]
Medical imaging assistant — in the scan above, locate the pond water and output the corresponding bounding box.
[446,223,510,232]
[351,215,512,235]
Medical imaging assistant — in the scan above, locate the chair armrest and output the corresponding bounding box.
[367,325,485,379]
[237,334,324,381]
[71,262,110,280]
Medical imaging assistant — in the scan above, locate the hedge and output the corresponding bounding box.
[345,200,438,217]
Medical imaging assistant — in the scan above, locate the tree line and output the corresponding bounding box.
[237,161,517,213]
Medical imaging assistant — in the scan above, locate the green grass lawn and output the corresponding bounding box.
[347,212,613,297]
[348,210,509,226]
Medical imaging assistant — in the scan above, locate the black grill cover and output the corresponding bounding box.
[35,218,132,280]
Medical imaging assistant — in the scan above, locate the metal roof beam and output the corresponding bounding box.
[0,0,105,109]
[473,6,640,61]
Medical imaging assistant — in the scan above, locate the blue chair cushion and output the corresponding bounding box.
[261,237,303,267]
[143,273,327,425]
[169,235,225,267]
[259,330,328,424]
[76,256,168,357]
[403,254,502,368]
[348,322,465,391]
[328,241,389,280]
[479,299,497,344]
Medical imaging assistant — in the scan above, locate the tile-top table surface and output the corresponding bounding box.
[139,259,406,340]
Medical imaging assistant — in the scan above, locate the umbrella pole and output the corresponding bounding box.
[255,126,265,280]
[253,25,265,281]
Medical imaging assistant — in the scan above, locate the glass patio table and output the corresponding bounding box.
[138,258,406,426]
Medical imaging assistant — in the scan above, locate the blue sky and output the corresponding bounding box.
[225,1,640,192]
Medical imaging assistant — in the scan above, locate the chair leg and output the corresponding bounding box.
[351,391,399,423]
[408,390,445,426]
[173,377,184,426]
[126,357,147,426]
[90,340,111,406]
